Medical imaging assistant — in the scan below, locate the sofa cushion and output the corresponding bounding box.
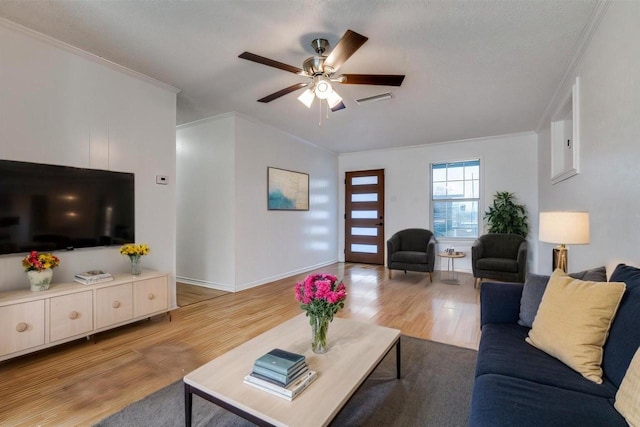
[469,374,627,427]
[570,266,608,282]
[476,257,518,273]
[604,264,640,387]
[480,282,523,327]
[518,267,607,327]
[518,273,550,327]
[526,269,626,383]
[476,323,617,398]
[615,346,640,426]
[391,251,427,264]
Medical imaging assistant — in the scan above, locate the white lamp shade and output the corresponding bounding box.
[297,88,315,108]
[326,90,343,109]
[539,211,590,244]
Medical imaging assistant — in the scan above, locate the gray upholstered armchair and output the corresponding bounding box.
[471,233,527,287]
[387,228,436,282]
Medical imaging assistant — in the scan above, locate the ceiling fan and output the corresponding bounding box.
[239,29,405,112]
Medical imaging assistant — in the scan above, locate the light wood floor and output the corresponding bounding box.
[0,263,480,426]
[176,282,229,307]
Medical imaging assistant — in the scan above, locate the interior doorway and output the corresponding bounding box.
[344,169,385,264]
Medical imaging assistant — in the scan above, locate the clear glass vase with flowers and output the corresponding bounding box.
[119,243,150,275]
[295,273,347,353]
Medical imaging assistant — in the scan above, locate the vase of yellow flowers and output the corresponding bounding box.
[22,251,61,291]
[119,243,150,275]
[295,273,347,353]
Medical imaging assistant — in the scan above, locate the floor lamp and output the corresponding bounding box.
[539,211,590,272]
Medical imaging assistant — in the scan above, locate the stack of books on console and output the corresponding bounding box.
[74,270,114,285]
[244,348,317,401]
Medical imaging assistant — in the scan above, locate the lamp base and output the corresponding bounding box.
[552,245,568,272]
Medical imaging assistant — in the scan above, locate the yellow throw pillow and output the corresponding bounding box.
[615,346,640,426]
[526,269,626,384]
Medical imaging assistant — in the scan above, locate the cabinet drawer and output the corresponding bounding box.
[134,276,168,317]
[96,283,133,329]
[50,291,94,342]
[0,300,45,356]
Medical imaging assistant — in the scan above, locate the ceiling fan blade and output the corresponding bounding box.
[330,101,346,112]
[324,30,368,72]
[239,52,305,75]
[340,74,405,86]
[257,83,308,103]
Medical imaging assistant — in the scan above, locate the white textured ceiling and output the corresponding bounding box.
[0,0,599,153]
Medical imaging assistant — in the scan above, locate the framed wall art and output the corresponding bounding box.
[267,167,309,211]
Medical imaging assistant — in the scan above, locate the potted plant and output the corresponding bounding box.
[484,191,528,237]
[22,251,60,291]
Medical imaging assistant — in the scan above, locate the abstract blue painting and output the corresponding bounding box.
[267,167,309,211]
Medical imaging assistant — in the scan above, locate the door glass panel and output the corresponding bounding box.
[351,227,378,236]
[351,210,377,219]
[351,193,378,202]
[351,176,378,185]
[351,244,378,254]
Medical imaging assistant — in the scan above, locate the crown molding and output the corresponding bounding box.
[0,17,181,94]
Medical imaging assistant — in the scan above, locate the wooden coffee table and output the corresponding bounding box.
[183,313,401,427]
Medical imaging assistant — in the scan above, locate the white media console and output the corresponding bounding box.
[0,270,169,362]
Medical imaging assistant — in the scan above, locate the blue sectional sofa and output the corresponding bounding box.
[469,264,640,426]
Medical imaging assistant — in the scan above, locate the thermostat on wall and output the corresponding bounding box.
[156,175,168,185]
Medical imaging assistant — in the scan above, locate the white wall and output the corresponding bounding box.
[537,1,640,275]
[176,114,236,290]
[0,20,179,306]
[339,132,539,272]
[176,113,338,292]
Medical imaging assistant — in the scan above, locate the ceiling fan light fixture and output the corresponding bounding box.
[314,76,333,99]
[297,87,315,108]
[326,90,343,109]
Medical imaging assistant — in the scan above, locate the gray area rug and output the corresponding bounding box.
[95,336,477,427]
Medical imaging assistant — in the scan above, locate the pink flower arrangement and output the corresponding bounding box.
[295,273,347,319]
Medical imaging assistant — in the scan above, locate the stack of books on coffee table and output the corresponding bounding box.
[243,348,317,401]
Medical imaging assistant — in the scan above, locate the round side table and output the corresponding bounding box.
[437,252,466,284]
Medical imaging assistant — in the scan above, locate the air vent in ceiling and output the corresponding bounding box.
[355,92,393,105]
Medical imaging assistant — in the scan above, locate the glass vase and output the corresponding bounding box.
[310,314,330,354]
[129,255,142,275]
[27,269,53,292]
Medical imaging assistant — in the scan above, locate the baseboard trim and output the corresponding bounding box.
[177,259,339,293]
[176,276,234,292]
[235,260,338,292]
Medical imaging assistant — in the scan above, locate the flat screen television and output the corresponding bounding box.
[0,159,135,255]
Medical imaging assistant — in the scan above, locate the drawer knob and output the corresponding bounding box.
[112,300,121,309]
[69,311,79,320]
[148,293,155,300]
[16,322,28,333]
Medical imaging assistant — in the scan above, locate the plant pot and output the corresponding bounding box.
[27,269,53,292]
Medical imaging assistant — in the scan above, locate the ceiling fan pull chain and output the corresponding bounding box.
[318,99,322,127]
